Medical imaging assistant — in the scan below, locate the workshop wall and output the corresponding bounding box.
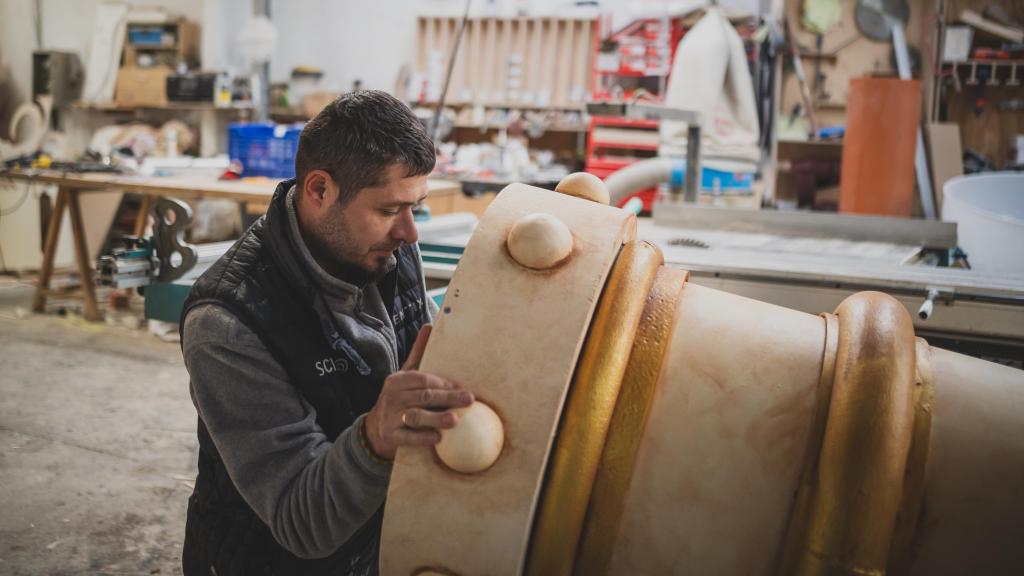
[211,0,760,96]
[1,0,203,114]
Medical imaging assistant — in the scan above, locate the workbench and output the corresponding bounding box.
[0,170,460,321]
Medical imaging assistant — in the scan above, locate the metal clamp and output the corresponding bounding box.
[917,286,954,321]
[151,198,198,283]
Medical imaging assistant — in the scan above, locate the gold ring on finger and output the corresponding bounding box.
[401,411,410,427]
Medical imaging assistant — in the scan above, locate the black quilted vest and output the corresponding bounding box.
[179,179,429,575]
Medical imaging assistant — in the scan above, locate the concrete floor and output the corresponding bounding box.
[0,276,196,575]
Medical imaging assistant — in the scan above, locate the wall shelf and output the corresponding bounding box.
[943,59,1024,86]
[73,101,253,113]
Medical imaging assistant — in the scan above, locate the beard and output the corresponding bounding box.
[306,205,401,281]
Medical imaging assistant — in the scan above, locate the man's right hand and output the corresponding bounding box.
[363,325,474,461]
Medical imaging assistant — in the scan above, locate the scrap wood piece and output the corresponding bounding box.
[960,9,1024,43]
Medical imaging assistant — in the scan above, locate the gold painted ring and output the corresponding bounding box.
[527,240,665,576]
[780,291,919,576]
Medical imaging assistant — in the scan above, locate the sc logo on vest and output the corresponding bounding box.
[315,356,349,377]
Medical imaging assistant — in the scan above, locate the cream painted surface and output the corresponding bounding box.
[909,348,1024,575]
[381,183,636,575]
[608,283,824,574]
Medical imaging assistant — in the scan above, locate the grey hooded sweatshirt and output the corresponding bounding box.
[182,186,437,559]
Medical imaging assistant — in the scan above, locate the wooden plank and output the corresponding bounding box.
[2,171,461,205]
[435,17,445,59]
[491,19,504,102]
[525,18,540,103]
[543,19,558,106]
[483,18,496,103]
[512,17,529,103]
[436,17,447,101]
[427,17,439,99]
[502,19,514,101]
[925,123,963,215]
[570,19,591,103]
[566,20,581,103]
[67,191,101,321]
[449,17,466,103]
[920,0,941,123]
[469,18,481,102]
[33,187,69,313]
[555,19,574,107]
[416,17,427,73]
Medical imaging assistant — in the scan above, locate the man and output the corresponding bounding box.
[180,90,473,575]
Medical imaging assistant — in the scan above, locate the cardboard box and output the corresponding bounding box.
[302,91,341,118]
[925,123,963,215]
[114,66,170,106]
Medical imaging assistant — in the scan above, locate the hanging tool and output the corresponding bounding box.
[892,24,938,220]
[785,17,819,140]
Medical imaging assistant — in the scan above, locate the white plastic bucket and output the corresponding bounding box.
[942,173,1024,275]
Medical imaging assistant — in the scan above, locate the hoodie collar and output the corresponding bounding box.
[264,179,397,314]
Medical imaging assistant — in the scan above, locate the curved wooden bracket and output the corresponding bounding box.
[527,240,663,576]
[779,291,923,576]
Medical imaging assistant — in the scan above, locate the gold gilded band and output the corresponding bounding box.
[788,292,918,576]
[777,312,840,574]
[886,338,935,574]
[526,241,663,576]
[575,266,689,575]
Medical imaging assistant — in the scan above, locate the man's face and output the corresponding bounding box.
[308,163,428,274]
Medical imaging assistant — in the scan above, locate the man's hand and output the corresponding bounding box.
[364,325,474,461]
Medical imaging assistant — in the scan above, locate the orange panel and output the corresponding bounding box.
[839,78,921,217]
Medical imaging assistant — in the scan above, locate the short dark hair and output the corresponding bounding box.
[294,90,435,204]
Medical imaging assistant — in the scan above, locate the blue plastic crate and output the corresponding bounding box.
[227,123,304,179]
[128,27,164,46]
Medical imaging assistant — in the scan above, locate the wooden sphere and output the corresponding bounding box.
[436,401,504,474]
[555,172,611,205]
[507,213,574,270]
